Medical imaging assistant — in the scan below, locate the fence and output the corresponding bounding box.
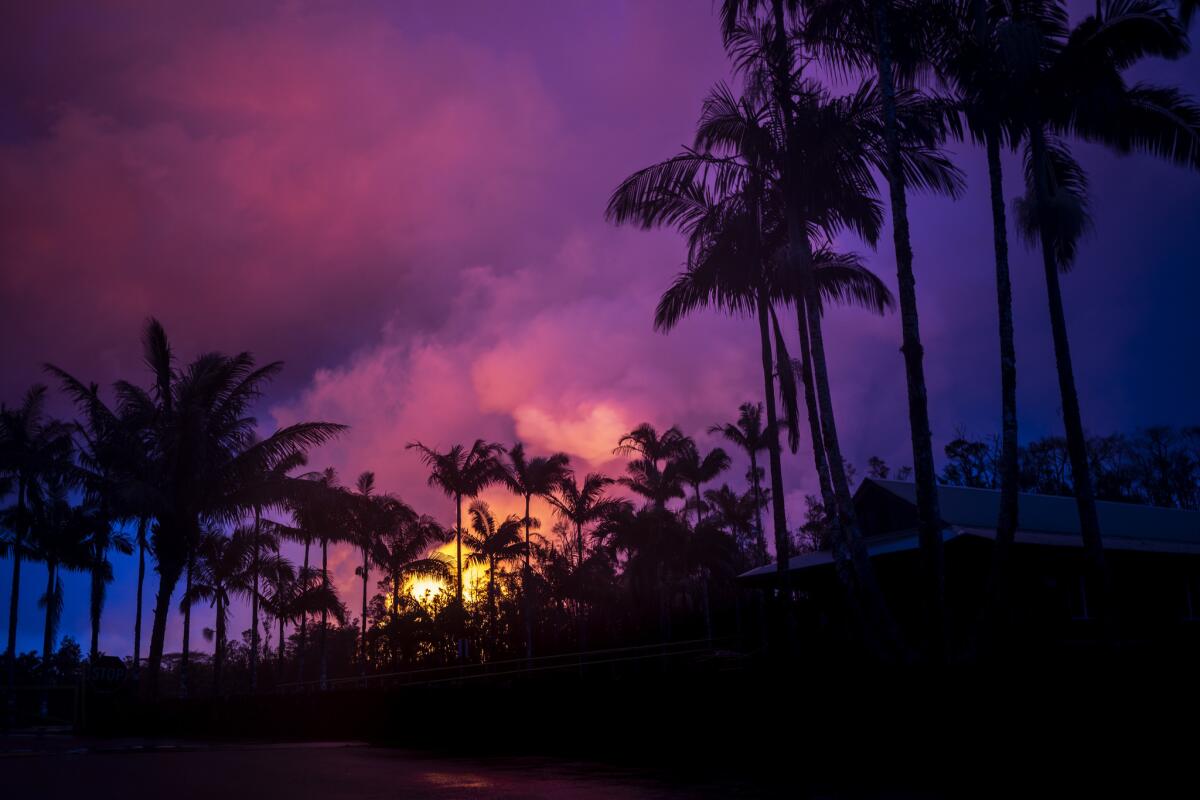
[276,637,743,693]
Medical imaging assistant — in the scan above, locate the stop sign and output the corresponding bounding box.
[88,655,128,689]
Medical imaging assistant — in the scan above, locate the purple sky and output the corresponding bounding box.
[2,1,1198,657]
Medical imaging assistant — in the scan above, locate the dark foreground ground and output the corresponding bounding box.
[2,739,768,800]
[6,660,1199,798]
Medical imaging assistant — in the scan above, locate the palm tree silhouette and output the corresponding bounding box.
[500,442,570,659]
[797,0,968,655]
[406,440,506,610]
[185,527,254,695]
[110,319,345,697]
[709,403,773,553]
[30,479,93,665]
[464,500,527,656]
[607,87,795,574]
[370,513,449,668]
[1,386,72,683]
[674,439,732,525]
[549,473,625,571]
[1007,0,1199,613]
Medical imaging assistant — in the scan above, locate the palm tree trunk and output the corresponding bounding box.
[298,541,309,683]
[360,547,369,682]
[6,481,26,688]
[455,494,464,607]
[1028,125,1109,614]
[180,556,192,699]
[278,614,286,683]
[693,482,703,527]
[872,0,945,660]
[133,518,146,677]
[319,538,328,690]
[804,264,902,656]
[214,596,225,696]
[391,574,401,668]
[755,290,790,575]
[523,493,534,662]
[250,508,261,692]
[145,559,183,700]
[984,127,1021,625]
[89,560,103,662]
[42,560,57,663]
[795,297,836,507]
[748,451,765,557]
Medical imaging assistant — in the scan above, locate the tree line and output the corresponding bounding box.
[2,321,790,695]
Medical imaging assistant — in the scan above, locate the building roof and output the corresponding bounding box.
[739,479,1200,580]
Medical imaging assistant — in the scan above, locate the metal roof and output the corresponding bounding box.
[739,479,1200,579]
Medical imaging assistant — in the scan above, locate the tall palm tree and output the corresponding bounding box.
[0,386,72,681]
[929,0,1031,617]
[184,527,253,695]
[709,403,774,551]
[296,467,352,690]
[500,442,570,659]
[266,564,347,683]
[798,0,966,655]
[41,367,140,663]
[111,319,345,697]
[463,501,527,655]
[405,440,506,608]
[349,474,412,678]
[607,90,795,575]
[1008,0,1200,611]
[675,440,732,525]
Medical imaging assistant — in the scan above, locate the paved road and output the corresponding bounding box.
[1,739,765,799]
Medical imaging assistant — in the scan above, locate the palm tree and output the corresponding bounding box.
[29,480,93,665]
[41,367,141,664]
[607,90,795,575]
[463,501,527,655]
[709,403,773,552]
[184,527,253,695]
[500,442,570,659]
[1008,0,1200,612]
[929,0,1031,619]
[82,518,133,662]
[266,564,347,683]
[548,473,625,571]
[0,386,72,681]
[258,551,296,681]
[349,473,412,678]
[405,440,505,609]
[675,440,732,525]
[614,423,692,510]
[111,319,345,697]
[234,446,309,692]
[294,467,352,690]
[704,483,765,562]
[797,0,967,655]
[370,514,450,668]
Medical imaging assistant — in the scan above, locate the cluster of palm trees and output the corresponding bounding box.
[2,317,780,693]
[1,319,347,696]
[608,0,1199,658]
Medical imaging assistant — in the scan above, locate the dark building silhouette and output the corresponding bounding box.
[742,479,1200,651]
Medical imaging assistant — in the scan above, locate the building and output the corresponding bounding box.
[740,479,1200,651]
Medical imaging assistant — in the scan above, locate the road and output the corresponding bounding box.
[1,739,768,799]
